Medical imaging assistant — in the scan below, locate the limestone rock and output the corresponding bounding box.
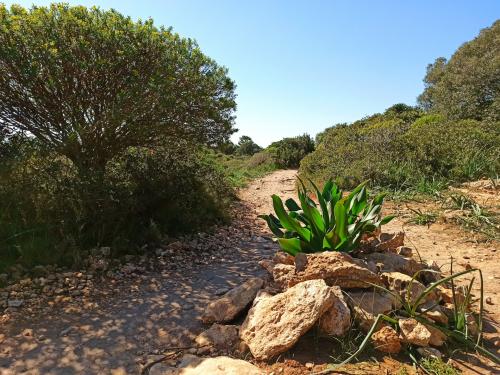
[177,356,263,375]
[382,272,426,305]
[194,324,240,353]
[202,278,263,323]
[318,286,351,337]
[399,318,431,347]
[376,232,405,252]
[287,252,382,289]
[371,326,401,353]
[425,324,446,347]
[240,279,335,360]
[346,290,395,331]
[396,246,413,257]
[273,252,294,265]
[258,260,275,275]
[417,302,448,325]
[364,252,423,276]
[272,264,295,289]
[436,285,466,306]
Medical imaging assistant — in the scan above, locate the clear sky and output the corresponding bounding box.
[3,1,499,146]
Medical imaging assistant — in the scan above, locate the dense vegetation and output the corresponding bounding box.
[300,21,500,191]
[0,4,236,268]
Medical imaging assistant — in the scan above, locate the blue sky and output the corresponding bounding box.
[3,1,499,146]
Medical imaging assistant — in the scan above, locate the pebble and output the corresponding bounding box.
[7,299,24,308]
[486,297,494,305]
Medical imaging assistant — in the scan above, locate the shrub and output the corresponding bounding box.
[0,141,232,268]
[260,180,393,255]
[268,134,315,168]
[299,105,499,191]
[236,136,262,156]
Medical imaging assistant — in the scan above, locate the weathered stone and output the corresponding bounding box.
[425,324,446,347]
[202,278,263,323]
[294,253,308,272]
[371,326,401,353]
[417,347,443,360]
[273,252,294,265]
[364,252,423,276]
[382,272,426,305]
[436,286,466,306]
[149,361,176,375]
[252,290,273,307]
[258,260,275,275]
[376,232,405,252]
[194,324,239,355]
[417,302,449,325]
[287,252,382,289]
[396,246,413,257]
[272,264,295,289]
[318,286,351,337]
[177,355,263,375]
[345,290,395,331]
[399,318,431,347]
[7,299,23,308]
[240,279,335,360]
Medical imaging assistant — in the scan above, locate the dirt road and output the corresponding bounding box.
[1,169,498,374]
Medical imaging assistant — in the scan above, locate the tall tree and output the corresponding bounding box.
[0,4,236,175]
[418,20,500,121]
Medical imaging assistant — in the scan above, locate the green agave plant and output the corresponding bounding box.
[259,179,394,255]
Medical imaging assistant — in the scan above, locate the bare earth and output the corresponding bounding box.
[1,169,499,374]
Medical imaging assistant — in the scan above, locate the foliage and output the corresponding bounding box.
[419,357,460,375]
[267,134,315,168]
[407,208,438,226]
[299,105,500,191]
[216,151,277,188]
[418,20,500,121]
[322,267,500,373]
[0,3,236,176]
[0,141,232,269]
[260,179,394,255]
[236,135,262,156]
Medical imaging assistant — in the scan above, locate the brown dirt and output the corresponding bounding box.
[1,170,498,374]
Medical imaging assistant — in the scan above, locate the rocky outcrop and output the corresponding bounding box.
[318,286,351,337]
[202,278,263,323]
[287,252,382,289]
[371,326,401,353]
[240,279,335,360]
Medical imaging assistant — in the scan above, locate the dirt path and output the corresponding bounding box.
[1,169,498,374]
[0,170,296,375]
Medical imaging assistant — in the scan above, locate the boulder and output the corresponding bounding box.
[375,232,405,252]
[364,252,422,276]
[318,286,351,337]
[345,290,395,331]
[202,278,263,323]
[177,355,263,375]
[398,318,431,347]
[371,326,401,353]
[194,324,240,353]
[382,272,426,305]
[240,279,335,360]
[287,252,382,289]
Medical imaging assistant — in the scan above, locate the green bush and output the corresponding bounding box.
[299,105,499,191]
[260,180,393,255]
[0,141,232,269]
[216,151,277,188]
[268,134,315,168]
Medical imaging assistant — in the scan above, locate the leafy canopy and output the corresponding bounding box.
[0,3,236,173]
[418,20,500,121]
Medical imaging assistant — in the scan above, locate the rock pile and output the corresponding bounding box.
[196,231,475,362]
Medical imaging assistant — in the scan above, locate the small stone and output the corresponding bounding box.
[294,253,308,272]
[399,318,431,347]
[371,326,401,353]
[396,246,413,257]
[417,347,443,359]
[60,326,74,336]
[486,297,494,305]
[305,362,314,369]
[7,299,24,308]
[318,286,351,337]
